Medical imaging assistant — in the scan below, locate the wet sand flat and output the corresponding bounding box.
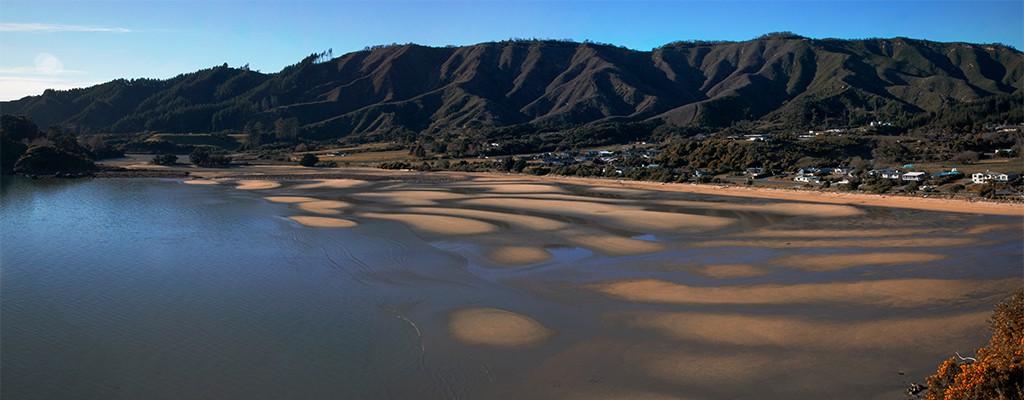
[608,310,992,349]
[286,215,358,228]
[358,212,499,236]
[589,278,1020,307]
[459,197,736,232]
[448,308,556,347]
[157,169,1023,399]
[689,263,771,278]
[770,252,948,271]
[234,180,281,190]
[485,246,553,265]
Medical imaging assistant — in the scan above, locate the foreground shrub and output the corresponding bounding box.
[926,288,1024,400]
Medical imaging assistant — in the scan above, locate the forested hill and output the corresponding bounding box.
[3,33,1022,139]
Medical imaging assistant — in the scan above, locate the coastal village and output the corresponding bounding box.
[493,124,1024,201]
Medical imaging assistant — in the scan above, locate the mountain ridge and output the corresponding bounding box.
[3,33,1021,139]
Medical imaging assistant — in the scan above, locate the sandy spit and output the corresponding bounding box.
[448,308,556,347]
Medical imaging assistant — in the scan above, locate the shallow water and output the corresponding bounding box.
[1,176,1020,399]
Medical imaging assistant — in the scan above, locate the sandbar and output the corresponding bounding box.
[611,310,990,349]
[297,200,351,215]
[286,215,358,228]
[234,180,281,190]
[358,212,499,235]
[589,278,1019,307]
[460,197,735,232]
[568,234,665,256]
[739,227,945,238]
[690,237,978,249]
[403,207,569,231]
[264,196,321,203]
[660,199,864,217]
[182,179,220,185]
[770,252,947,271]
[290,179,369,190]
[461,183,567,194]
[486,246,553,265]
[351,190,467,206]
[448,307,555,347]
[690,264,771,279]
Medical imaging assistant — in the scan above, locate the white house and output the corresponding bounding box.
[833,167,854,176]
[972,172,989,184]
[794,174,820,183]
[869,167,899,179]
[901,172,928,181]
[992,172,1020,182]
[972,171,1019,184]
[881,170,902,180]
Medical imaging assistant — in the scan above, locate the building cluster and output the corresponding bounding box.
[536,148,661,171]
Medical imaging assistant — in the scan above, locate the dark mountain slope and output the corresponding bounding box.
[2,34,1021,138]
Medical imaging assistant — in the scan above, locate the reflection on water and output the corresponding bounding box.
[1,176,1020,400]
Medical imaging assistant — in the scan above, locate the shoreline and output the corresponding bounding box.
[458,171,1024,216]
[72,162,1024,216]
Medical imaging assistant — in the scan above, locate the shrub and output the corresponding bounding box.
[925,288,1024,400]
[150,153,178,165]
[13,145,96,174]
[299,153,318,167]
[189,146,232,166]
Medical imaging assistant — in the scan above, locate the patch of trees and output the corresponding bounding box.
[654,135,877,175]
[1,115,99,175]
[298,153,318,167]
[150,153,179,165]
[188,146,232,166]
[910,93,1024,132]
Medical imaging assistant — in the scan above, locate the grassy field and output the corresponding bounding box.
[146,133,242,150]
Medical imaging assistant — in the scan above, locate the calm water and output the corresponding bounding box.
[2,176,1020,399]
[1,177,509,399]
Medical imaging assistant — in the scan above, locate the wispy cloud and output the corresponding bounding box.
[1,23,132,33]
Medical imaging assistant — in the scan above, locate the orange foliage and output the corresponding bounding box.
[925,287,1024,400]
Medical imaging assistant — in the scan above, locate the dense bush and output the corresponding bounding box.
[926,288,1024,400]
[189,146,232,166]
[13,145,96,175]
[298,153,318,167]
[150,153,178,165]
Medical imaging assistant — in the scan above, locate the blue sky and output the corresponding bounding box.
[1,0,1022,101]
